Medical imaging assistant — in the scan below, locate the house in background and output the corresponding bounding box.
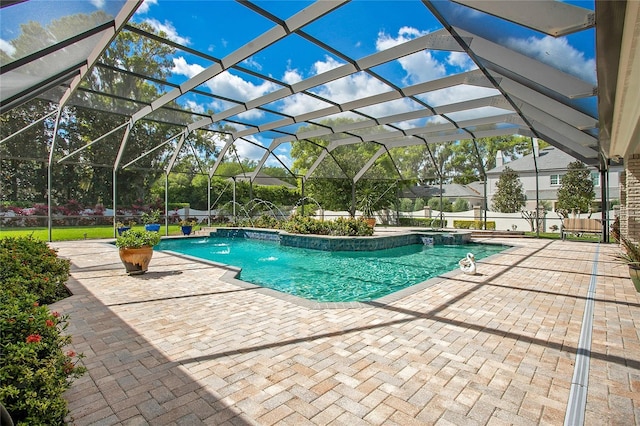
[485,144,621,212]
[405,143,620,215]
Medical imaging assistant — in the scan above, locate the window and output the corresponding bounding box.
[550,174,564,185]
[591,172,600,187]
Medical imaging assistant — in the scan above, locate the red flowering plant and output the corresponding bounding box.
[0,236,84,424]
[0,295,85,424]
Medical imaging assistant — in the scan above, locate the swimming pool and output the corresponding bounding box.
[157,234,507,303]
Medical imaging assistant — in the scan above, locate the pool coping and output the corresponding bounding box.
[157,237,520,309]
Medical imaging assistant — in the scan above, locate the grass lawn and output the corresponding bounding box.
[0,225,188,241]
[524,231,602,242]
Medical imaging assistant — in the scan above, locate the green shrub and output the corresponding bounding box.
[228,214,374,237]
[398,198,414,212]
[282,215,373,236]
[0,237,71,305]
[0,295,85,425]
[115,229,161,248]
[452,220,496,230]
[453,220,471,229]
[282,215,330,235]
[252,214,282,229]
[398,217,447,228]
[428,197,452,212]
[329,217,374,236]
[140,209,162,225]
[452,199,469,212]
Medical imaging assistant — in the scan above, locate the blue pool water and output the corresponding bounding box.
[157,237,506,302]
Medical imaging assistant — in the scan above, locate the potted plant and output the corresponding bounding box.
[116,220,136,236]
[614,236,640,292]
[357,189,378,228]
[141,209,162,232]
[179,219,197,236]
[115,228,161,275]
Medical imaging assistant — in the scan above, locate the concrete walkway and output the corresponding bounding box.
[50,236,640,425]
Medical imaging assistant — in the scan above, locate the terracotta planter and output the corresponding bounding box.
[119,246,154,275]
[364,217,376,228]
[629,265,640,293]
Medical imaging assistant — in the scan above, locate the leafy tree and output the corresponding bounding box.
[428,197,453,212]
[421,142,454,185]
[452,198,470,212]
[399,198,414,212]
[2,16,187,209]
[448,136,548,184]
[291,119,398,215]
[556,161,595,214]
[491,166,526,213]
[0,100,56,204]
[73,21,181,207]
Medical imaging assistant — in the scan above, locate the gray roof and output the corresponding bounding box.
[466,181,486,195]
[487,147,587,175]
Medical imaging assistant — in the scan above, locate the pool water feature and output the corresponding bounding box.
[157,234,507,303]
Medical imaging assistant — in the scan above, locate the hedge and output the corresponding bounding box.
[397,217,448,228]
[452,220,496,230]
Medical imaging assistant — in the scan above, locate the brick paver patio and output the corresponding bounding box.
[50,234,640,425]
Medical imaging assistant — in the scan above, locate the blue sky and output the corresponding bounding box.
[132,0,596,166]
[1,0,597,169]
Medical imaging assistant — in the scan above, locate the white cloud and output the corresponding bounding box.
[242,56,262,71]
[372,26,500,118]
[356,98,422,121]
[90,0,105,8]
[505,35,596,84]
[282,69,303,85]
[265,153,293,169]
[233,138,268,161]
[143,18,191,46]
[312,56,344,75]
[308,56,390,105]
[376,27,445,85]
[184,100,205,114]
[447,52,476,71]
[172,57,278,104]
[172,57,204,77]
[0,39,16,57]
[135,0,157,15]
[420,84,501,108]
[280,93,332,117]
[172,57,280,120]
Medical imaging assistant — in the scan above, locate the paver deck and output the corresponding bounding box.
[49,234,640,425]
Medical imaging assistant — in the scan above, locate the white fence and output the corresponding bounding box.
[396,208,616,233]
[180,206,615,234]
